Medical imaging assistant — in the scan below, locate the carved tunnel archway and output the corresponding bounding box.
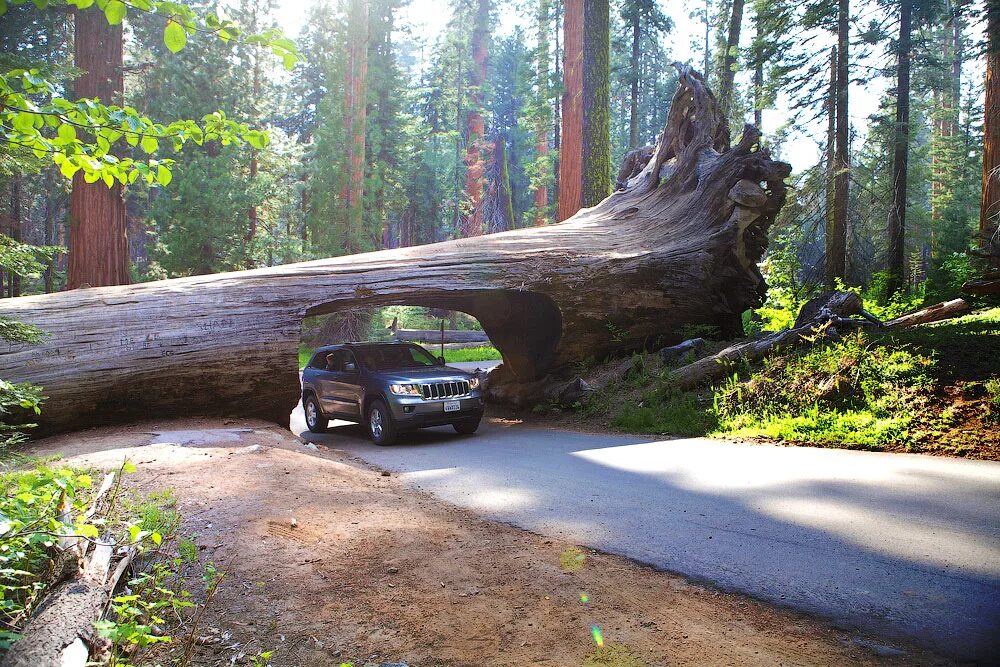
[304,289,562,380]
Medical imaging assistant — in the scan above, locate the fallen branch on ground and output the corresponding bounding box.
[665,294,970,391]
[3,469,133,667]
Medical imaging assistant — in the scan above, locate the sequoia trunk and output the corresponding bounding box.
[828,0,849,287]
[557,0,583,221]
[716,0,745,121]
[982,0,999,260]
[886,0,912,295]
[67,6,129,289]
[344,0,369,252]
[462,0,491,237]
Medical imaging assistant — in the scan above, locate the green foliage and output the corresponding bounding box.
[0,0,298,189]
[581,309,999,456]
[611,391,718,436]
[250,651,274,667]
[859,272,925,320]
[0,231,52,451]
[441,346,502,363]
[986,378,1000,423]
[2,68,268,187]
[0,465,99,641]
[714,331,934,448]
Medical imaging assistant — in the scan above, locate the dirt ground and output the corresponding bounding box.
[27,418,948,667]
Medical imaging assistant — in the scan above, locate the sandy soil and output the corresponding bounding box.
[27,418,947,667]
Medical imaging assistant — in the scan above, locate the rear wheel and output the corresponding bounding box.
[368,399,397,446]
[304,395,328,433]
[453,415,481,435]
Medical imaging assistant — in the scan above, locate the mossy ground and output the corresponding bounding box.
[568,308,1000,459]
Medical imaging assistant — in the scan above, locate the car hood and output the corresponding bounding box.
[374,366,473,383]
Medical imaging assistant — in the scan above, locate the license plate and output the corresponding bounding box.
[444,400,461,413]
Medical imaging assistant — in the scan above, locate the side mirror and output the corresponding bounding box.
[344,362,357,372]
[437,356,446,365]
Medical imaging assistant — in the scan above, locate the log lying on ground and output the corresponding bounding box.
[4,473,129,667]
[666,294,971,392]
[390,328,490,344]
[961,274,1000,296]
[387,318,490,345]
[0,66,791,434]
[884,298,969,328]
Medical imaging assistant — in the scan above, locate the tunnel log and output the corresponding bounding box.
[1,67,790,435]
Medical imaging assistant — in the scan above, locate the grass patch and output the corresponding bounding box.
[611,391,717,436]
[578,308,1000,458]
[299,343,501,369]
[442,345,501,363]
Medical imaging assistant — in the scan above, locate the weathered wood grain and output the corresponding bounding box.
[1,66,791,434]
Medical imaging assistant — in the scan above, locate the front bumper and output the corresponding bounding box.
[387,394,485,429]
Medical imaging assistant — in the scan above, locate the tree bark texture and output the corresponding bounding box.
[483,136,515,233]
[825,46,836,283]
[581,0,611,208]
[827,0,849,287]
[629,7,640,148]
[1,66,791,436]
[982,0,999,261]
[886,0,912,295]
[534,0,551,224]
[557,0,583,221]
[716,0,745,121]
[461,0,491,237]
[344,0,369,252]
[10,176,22,297]
[68,6,129,289]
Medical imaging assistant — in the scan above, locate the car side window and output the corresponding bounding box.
[342,351,358,373]
[308,353,328,369]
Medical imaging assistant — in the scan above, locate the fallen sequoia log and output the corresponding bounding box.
[387,317,491,344]
[1,66,791,434]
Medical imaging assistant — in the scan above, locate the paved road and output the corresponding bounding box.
[290,410,1000,660]
[440,359,502,373]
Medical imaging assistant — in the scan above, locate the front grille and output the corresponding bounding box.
[420,380,470,400]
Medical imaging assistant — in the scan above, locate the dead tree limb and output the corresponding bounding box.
[3,471,131,667]
[884,298,969,328]
[665,294,972,391]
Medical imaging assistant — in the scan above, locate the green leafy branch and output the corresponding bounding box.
[0,0,298,68]
[2,69,270,187]
[0,0,298,186]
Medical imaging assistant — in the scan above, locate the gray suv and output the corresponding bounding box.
[301,342,485,445]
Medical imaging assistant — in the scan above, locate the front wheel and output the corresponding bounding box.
[304,395,328,433]
[453,416,481,435]
[368,399,397,446]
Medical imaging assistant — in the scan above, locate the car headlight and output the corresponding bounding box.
[468,376,480,390]
[390,383,422,396]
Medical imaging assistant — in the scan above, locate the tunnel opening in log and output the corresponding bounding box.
[300,289,562,380]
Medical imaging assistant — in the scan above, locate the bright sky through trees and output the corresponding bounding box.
[271,0,986,171]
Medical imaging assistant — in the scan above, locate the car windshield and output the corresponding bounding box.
[357,344,440,371]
